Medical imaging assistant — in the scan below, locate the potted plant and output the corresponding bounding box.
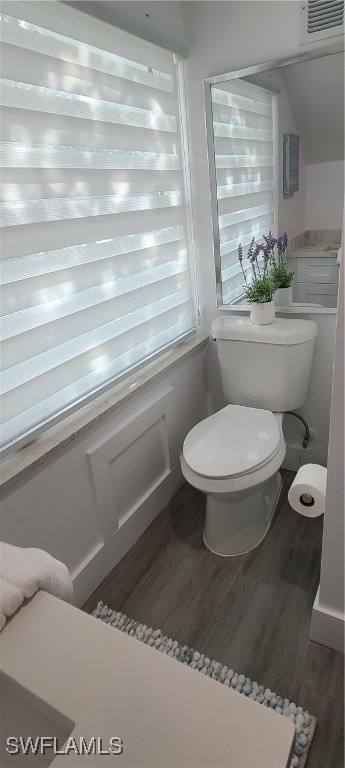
[238,239,276,325]
[264,232,294,305]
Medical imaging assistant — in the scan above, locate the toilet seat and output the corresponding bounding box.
[183,405,281,480]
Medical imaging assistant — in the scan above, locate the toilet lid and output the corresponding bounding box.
[183,405,281,479]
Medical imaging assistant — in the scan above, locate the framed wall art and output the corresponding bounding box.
[283,133,299,195]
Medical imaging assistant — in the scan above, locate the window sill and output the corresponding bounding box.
[218,304,337,315]
[0,334,209,495]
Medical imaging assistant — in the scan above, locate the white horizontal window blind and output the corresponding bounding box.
[211,78,276,304]
[0,3,196,455]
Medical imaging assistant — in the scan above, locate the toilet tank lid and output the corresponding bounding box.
[211,316,318,344]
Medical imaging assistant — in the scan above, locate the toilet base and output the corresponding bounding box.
[203,471,282,557]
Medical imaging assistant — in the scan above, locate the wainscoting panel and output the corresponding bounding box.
[0,345,208,607]
[87,387,176,537]
[0,443,105,577]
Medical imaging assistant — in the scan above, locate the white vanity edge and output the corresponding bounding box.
[290,250,339,258]
[0,592,296,768]
[0,334,209,495]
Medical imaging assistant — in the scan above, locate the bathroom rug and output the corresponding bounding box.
[93,602,316,768]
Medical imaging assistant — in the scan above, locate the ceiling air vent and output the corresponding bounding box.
[300,0,344,43]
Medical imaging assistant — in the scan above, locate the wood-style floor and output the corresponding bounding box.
[83,471,344,768]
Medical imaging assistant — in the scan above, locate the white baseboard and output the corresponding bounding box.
[310,587,345,653]
[72,465,184,607]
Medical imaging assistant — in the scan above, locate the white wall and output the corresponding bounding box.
[282,53,344,165]
[0,348,208,606]
[280,311,336,468]
[305,161,345,230]
[277,69,306,237]
[310,257,344,652]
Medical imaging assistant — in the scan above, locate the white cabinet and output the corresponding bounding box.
[287,254,339,308]
[296,257,339,285]
[296,282,338,307]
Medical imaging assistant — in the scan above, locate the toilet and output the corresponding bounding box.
[181,316,318,557]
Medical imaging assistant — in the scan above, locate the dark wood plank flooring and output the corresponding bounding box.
[83,471,344,768]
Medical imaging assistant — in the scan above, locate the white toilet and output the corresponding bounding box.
[181,316,318,557]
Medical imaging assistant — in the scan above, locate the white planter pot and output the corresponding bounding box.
[274,286,293,306]
[250,301,275,325]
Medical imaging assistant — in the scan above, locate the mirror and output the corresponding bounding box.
[204,47,344,309]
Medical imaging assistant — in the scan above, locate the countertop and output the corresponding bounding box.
[288,230,341,259]
[288,246,340,258]
[0,592,295,767]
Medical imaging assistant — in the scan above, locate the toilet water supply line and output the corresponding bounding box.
[285,411,311,450]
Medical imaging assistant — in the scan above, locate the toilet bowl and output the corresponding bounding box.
[181,405,286,556]
[181,316,318,557]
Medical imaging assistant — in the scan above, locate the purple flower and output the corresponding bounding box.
[262,243,270,262]
[276,235,284,256]
[238,243,243,262]
[263,231,276,251]
[283,232,288,249]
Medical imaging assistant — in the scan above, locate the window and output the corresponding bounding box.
[211,78,276,304]
[0,2,196,456]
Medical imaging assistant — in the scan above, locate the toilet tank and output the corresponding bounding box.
[211,317,318,412]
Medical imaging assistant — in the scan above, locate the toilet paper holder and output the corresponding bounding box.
[299,493,314,507]
[288,463,327,518]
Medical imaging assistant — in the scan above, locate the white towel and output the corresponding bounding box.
[0,542,73,630]
[1,554,41,598]
[0,579,24,631]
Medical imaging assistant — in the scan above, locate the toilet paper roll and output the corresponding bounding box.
[288,463,327,518]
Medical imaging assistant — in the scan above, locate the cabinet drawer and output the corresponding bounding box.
[296,282,338,307]
[296,258,339,284]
